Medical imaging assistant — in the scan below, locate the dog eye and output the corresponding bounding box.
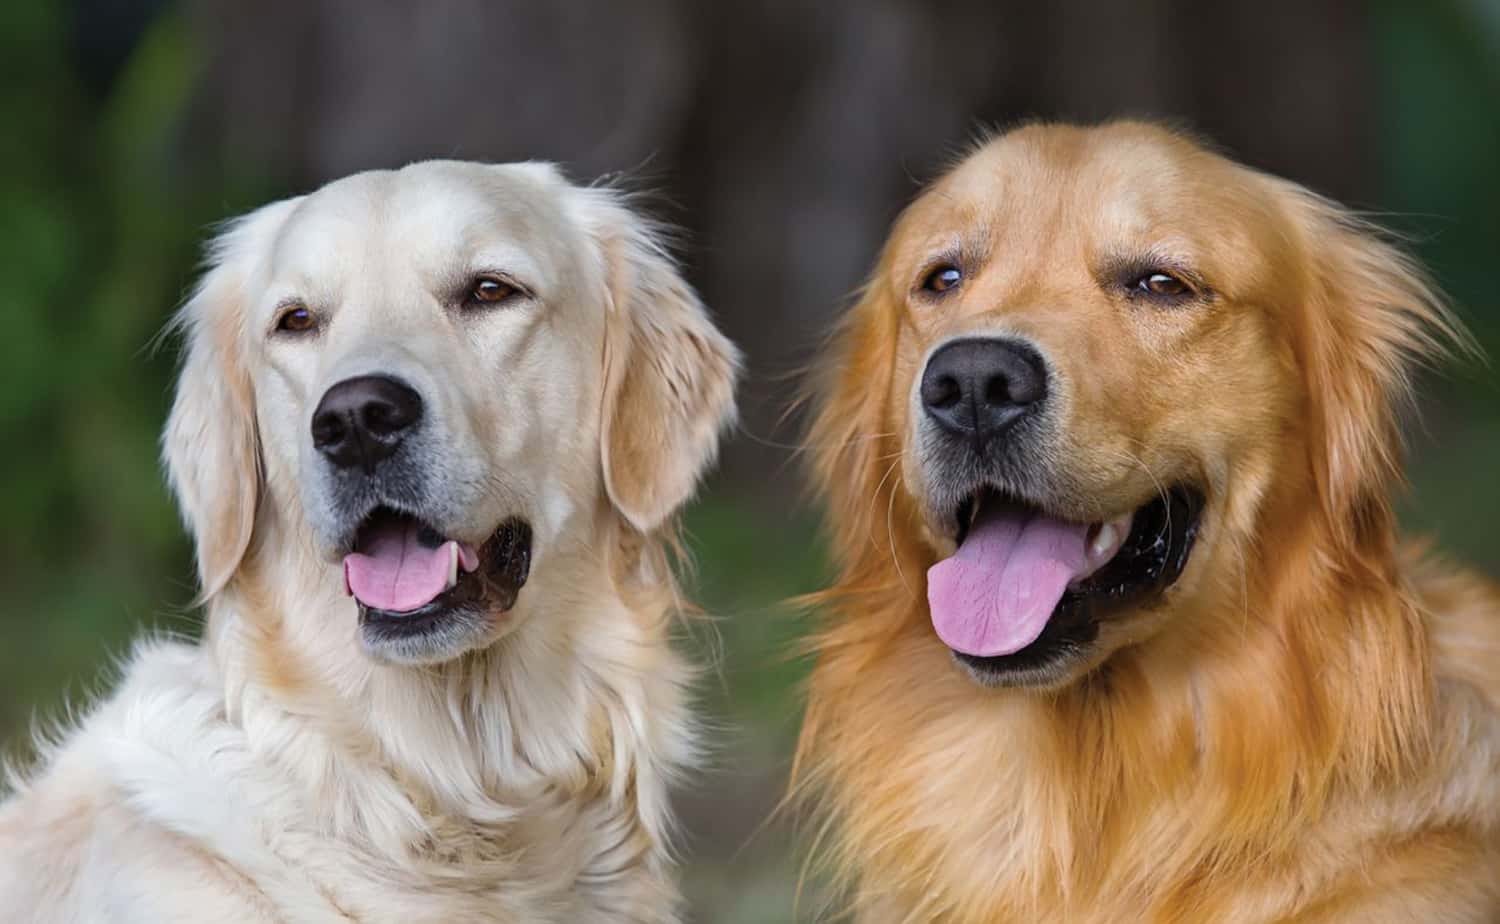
[922,264,963,294]
[1132,271,1192,299]
[275,304,318,334]
[468,275,518,306]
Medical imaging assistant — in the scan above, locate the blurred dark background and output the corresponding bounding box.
[2,1,1497,919]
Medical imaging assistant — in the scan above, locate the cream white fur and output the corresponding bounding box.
[0,162,740,922]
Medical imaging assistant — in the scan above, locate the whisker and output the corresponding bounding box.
[885,460,914,599]
[1106,441,1172,542]
[865,455,914,599]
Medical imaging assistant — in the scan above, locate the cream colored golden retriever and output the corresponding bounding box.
[0,162,738,922]
[798,122,1500,921]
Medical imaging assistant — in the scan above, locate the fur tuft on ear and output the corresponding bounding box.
[161,200,297,601]
[585,190,741,534]
[1282,183,1476,553]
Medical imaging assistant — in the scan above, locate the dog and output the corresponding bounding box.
[0,162,739,922]
[796,121,1500,922]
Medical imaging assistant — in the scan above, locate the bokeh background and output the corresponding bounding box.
[3,1,1498,919]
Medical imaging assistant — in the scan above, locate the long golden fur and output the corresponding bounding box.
[797,121,1500,922]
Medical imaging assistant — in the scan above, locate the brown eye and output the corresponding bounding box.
[275,304,317,334]
[1134,271,1191,299]
[469,275,517,305]
[922,264,963,294]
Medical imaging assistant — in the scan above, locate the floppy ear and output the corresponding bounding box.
[162,201,295,600]
[1285,184,1471,550]
[587,192,741,533]
[805,265,904,586]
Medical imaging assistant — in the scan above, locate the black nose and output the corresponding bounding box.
[920,338,1048,441]
[310,375,424,473]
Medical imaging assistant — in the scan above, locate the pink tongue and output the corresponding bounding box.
[343,520,479,613]
[926,505,1091,657]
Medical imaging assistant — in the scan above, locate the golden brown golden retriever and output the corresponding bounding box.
[797,121,1500,922]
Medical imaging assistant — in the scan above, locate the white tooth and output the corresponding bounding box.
[446,542,459,589]
[1089,523,1119,563]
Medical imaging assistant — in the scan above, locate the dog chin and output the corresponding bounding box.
[952,642,1107,691]
[358,599,503,665]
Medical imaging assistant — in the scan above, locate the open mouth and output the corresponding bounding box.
[928,485,1202,683]
[343,507,533,642]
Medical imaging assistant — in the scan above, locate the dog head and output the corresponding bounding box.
[811,121,1463,689]
[163,163,738,665]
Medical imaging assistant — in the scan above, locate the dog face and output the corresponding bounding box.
[814,122,1454,689]
[163,163,738,665]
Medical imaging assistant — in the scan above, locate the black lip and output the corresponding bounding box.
[949,486,1203,686]
[358,517,533,641]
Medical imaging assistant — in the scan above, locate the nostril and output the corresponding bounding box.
[364,384,421,437]
[923,374,962,410]
[311,411,347,449]
[984,374,1013,408]
[361,401,397,436]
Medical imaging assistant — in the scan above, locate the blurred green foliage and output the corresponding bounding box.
[1374,0,1500,562]
[0,1,1496,921]
[0,5,267,738]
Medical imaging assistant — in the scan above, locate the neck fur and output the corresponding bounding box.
[206,506,695,863]
[799,474,1435,915]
